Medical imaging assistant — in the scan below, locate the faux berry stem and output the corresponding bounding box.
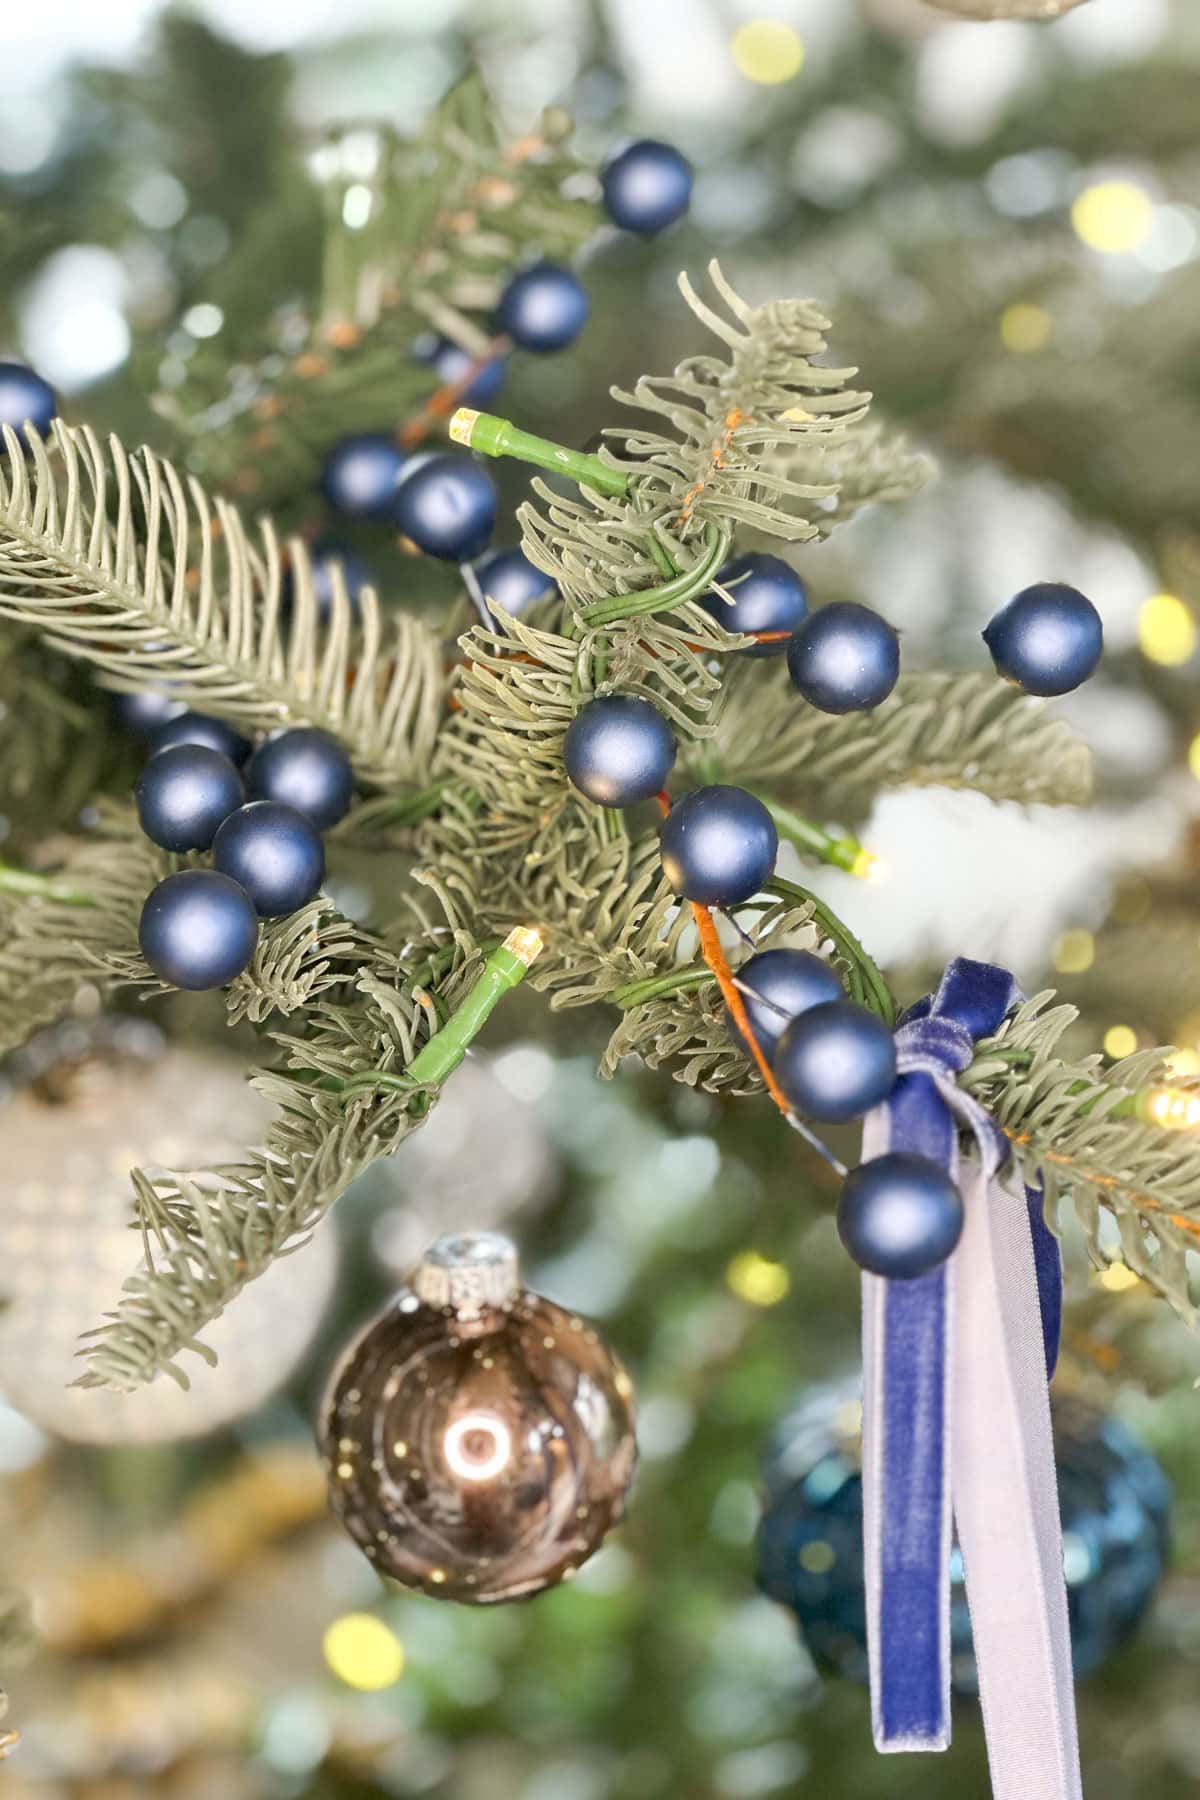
[0,861,96,907]
[334,926,544,1106]
[450,407,628,498]
[767,876,896,1025]
[580,521,731,627]
[756,796,875,878]
[400,334,511,449]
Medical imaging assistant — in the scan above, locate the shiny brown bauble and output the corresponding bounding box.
[318,1234,637,1603]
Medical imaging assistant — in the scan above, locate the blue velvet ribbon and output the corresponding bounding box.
[862,958,1064,1754]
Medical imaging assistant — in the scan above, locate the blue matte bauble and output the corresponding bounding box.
[473,546,558,620]
[246,727,354,830]
[134,744,244,852]
[786,602,900,714]
[563,695,677,808]
[983,582,1103,697]
[757,1385,1171,1692]
[837,1152,964,1280]
[659,785,778,906]
[0,360,56,440]
[392,452,497,561]
[700,553,808,656]
[213,801,325,918]
[496,262,590,353]
[774,998,897,1123]
[415,334,508,408]
[727,948,844,1062]
[601,139,693,235]
[319,434,408,518]
[149,711,253,767]
[138,869,259,991]
[113,689,185,737]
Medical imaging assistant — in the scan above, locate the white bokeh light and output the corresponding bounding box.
[18,245,131,391]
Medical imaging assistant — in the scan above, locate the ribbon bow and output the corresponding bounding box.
[860,958,1081,1800]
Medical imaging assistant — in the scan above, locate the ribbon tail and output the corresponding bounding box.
[861,1110,953,1753]
[952,1163,1082,1800]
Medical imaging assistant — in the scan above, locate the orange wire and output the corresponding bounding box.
[654,790,793,1121]
[399,335,512,449]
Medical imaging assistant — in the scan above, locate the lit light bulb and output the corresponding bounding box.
[443,1412,514,1483]
[1143,1086,1200,1130]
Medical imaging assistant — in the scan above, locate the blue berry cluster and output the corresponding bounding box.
[314,140,691,611]
[129,711,354,991]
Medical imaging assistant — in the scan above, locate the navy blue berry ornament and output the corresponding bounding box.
[837,1152,963,1280]
[563,695,677,807]
[113,689,184,738]
[319,434,407,519]
[659,785,778,906]
[496,262,589,353]
[138,870,259,991]
[774,999,897,1123]
[213,801,325,918]
[473,546,558,620]
[983,582,1103,696]
[757,1385,1170,1691]
[727,948,843,1062]
[787,602,900,714]
[134,744,243,852]
[149,711,252,767]
[601,139,693,235]
[700,553,807,656]
[246,727,354,831]
[0,360,56,440]
[392,452,497,561]
[416,334,507,408]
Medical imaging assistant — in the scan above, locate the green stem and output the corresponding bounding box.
[610,966,714,1010]
[757,796,872,877]
[334,927,544,1105]
[768,876,896,1024]
[580,523,731,628]
[451,408,628,498]
[0,861,96,907]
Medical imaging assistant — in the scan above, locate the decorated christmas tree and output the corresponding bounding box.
[4,4,1200,1797]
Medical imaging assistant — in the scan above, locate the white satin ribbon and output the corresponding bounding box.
[953,1159,1082,1800]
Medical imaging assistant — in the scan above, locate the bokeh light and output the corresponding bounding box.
[1053,929,1095,974]
[726,1251,790,1307]
[322,1614,406,1691]
[1000,303,1052,353]
[1137,592,1196,666]
[1103,1024,1138,1059]
[730,21,805,86]
[1071,180,1155,254]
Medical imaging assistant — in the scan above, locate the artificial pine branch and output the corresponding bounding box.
[160,75,598,507]
[0,421,447,788]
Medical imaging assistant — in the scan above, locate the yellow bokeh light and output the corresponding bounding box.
[1138,592,1196,667]
[1167,1047,1200,1077]
[1100,1261,1140,1292]
[731,21,806,85]
[1070,180,1154,255]
[322,1614,405,1691]
[1000,303,1052,354]
[1053,929,1094,975]
[1103,1024,1138,1060]
[1189,733,1200,781]
[726,1250,790,1307]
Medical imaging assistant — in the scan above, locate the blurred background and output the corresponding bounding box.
[4,1,1200,1795]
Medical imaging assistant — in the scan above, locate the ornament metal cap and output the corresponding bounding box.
[412,1231,521,1318]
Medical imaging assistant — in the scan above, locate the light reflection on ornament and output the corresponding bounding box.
[443,1412,513,1484]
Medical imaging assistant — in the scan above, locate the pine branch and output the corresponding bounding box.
[962,997,1200,1320]
[160,75,599,506]
[0,421,446,789]
[690,665,1093,814]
